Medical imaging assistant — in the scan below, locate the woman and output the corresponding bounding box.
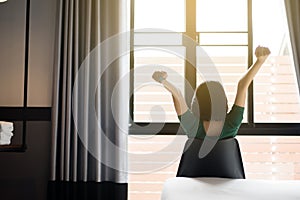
[152,46,271,139]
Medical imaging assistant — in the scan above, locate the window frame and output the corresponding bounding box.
[129,0,300,136]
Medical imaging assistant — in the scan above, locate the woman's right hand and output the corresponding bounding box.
[255,46,271,62]
[152,71,168,83]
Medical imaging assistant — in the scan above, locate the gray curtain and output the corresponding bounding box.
[285,0,300,93]
[50,0,129,193]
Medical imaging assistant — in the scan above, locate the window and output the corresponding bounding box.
[129,0,300,199]
[131,0,300,127]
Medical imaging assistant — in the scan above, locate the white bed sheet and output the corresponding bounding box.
[161,177,300,200]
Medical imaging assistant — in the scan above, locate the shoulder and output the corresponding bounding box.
[225,104,245,126]
[228,104,245,115]
[178,109,194,120]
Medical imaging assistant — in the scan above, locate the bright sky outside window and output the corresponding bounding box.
[196,0,247,32]
[134,0,185,32]
[252,0,300,122]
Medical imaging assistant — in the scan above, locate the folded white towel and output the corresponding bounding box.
[0,131,13,145]
[0,121,13,132]
[0,131,13,136]
[0,140,11,145]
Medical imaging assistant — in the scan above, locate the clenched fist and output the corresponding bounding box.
[255,46,271,61]
[152,71,168,83]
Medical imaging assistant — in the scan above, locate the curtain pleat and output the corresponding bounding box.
[50,0,64,182]
[65,0,74,181]
[72,0,79,183]
[60,0,68,181]
[285,0,300,93]
[50,0,129,199]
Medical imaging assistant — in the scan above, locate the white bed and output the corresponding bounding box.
[161,177,300,200]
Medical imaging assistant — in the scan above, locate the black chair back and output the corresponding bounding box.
[176,138,245,179]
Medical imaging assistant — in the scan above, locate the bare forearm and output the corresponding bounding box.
[238,57,264,90]
[238,59,265,90]
[161,80,188,115]
[234,59,267,107]
[238,46,270,90]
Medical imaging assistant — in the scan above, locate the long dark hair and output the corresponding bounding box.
[191,81,228,121]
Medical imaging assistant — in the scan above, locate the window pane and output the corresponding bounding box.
[134,33,183,46]
[196,0,247,32]
[128,135,186,200]
[199,33,248,46]
[196,46,248,121]
[238,136,300,180]
[134,47,185,122]
[253,0,300,122]
[134,0,185,32]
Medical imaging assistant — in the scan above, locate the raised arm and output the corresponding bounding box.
[152,71,188,115]
[234,46,271,107]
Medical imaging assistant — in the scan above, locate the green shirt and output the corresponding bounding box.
[178,105,244,139]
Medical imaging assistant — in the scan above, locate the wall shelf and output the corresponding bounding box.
[0,107,51,152]
[0,145,26,152]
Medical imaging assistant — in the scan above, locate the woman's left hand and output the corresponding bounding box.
[152,71,168,83]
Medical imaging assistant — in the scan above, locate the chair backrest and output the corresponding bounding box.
[176,138,245,179]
